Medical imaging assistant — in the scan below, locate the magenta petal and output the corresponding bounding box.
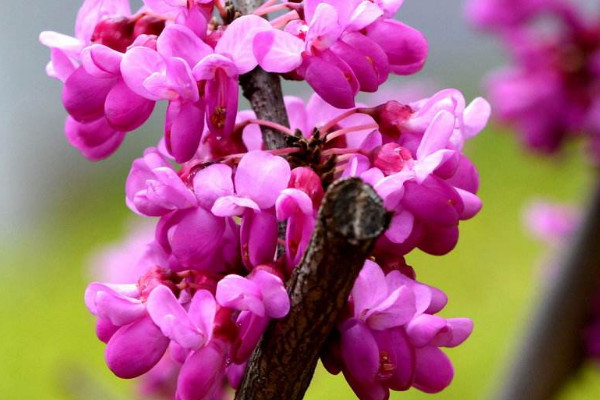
[216,15,272,74]
[65,116,126,161]
[165,99,205,163]
[176,341,227,400]
[157,24,213,67]
[402,178,461,227]
[412,347,454,393]
[406,314,448,347]
[385,210,414,244]
[105,79,155,131]
[366,19,428,75]
[254,30,304,73]
[193,164,235,209]
[216,274,265,316]
[204,70,239,138]
[146,285,207,350]
[304,53,358,109]
[241,210,278,268]
[417,111,456,159]
[340,319,380,386]
[164,207,226,270]
[96,317,120,343]
[121,47,167,100]
[456,188,482,220]
[276,189,314,221]
[94,289,145,326]
[430,318,473,348]
[372,328,415,391]
[63,66,116,122]
[81,44,122,78]
[352,260,388,317]
[106,316,170,379]
[253,269,290,318]
[235,151,292,209]
[366,286,416,330]
[187,290,216,343]
[212,196,261,217]
[233,311,269,363]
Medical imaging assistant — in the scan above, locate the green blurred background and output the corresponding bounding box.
[3,0,600,399]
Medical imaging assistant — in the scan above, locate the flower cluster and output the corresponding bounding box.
[42,1,491,399]
[41,0,426,162]
[467,0,600,161]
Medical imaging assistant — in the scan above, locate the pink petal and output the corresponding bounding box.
[105,79,155,131]
[306,3,343,51]
[253,269,290,318]
[76,0,131,42]
[157,24,213,67]
[365,19,428,75]
[430,318,473,348]
[385,210,414,244]
[63,66,116,122]
[240,210,278,268]
[216,15,272,74]
[456,188,482,220]
[121,47,167,100]
[340,319,380,385]
[406,314,448,347]
[366,286,416,330]
[65,116,126,161]
[193,164,235,209]
[463,97,491,139]
[254,30,305,73]
[304,53,358,109]
[106,315,169,379]
[417,111,456,159]
[352,260,388,318]
[276,189,314,221]
[216,274,265,316]
[372,328,415,391]
[146,285,208,350]
[187,289,217,343]
[235,151,291,209]
[211,196,261,217]
[412,347,454,393]
[81,44,122,78]
[176,341,227,400]
[165,99,205,163]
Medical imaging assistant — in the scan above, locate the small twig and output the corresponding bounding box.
[235,178,390,400]
[494,181,600,400]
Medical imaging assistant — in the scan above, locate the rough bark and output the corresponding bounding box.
[495,182,600,400]
[235,178,390,400]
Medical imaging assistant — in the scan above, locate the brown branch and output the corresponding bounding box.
[236,0,290,151]
[235,178,389,400]
[494,182,600,400]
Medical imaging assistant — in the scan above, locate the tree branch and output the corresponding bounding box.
[236,0,290,151]
[494,182,600,400]
[235,178,390,400]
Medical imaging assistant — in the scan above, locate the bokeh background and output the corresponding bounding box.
[2,1,600,399]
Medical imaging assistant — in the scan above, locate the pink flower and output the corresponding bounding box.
[324,260,472,399]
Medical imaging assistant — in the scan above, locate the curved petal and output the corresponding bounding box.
[146,285,208,350]
[157,24,213,67]
[105,316,169,379]
[254,30,305,73]
[105,79,155,131]
[253,270,290,318]
[165,100,205,163]
[216,14,272,74]
[235,151,291,209]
